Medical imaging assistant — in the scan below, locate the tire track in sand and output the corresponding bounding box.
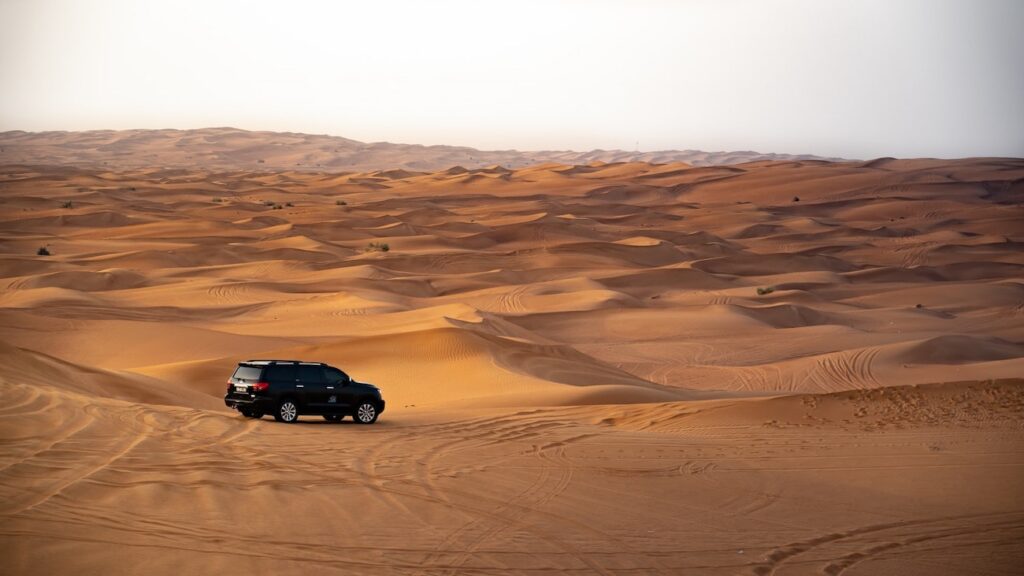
[415,417,667,576]
[749,511,1024,576]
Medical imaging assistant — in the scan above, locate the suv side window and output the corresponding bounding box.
[323,367,348,384]
[265,365,297,382]
[297,364,324,383]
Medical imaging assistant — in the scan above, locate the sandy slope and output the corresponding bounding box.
[1,156,1023,574]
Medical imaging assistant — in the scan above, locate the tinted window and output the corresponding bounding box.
[297,365,324,383]
[322,367,348,383]
[232,366,262,381]
[265,365,297,381]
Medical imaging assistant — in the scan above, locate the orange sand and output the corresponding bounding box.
[1,152,1022,574]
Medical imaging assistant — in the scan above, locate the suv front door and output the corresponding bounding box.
[322,366,354,413]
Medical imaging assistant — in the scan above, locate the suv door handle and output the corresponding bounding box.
[326,386,335,390]
[296,384,304,388]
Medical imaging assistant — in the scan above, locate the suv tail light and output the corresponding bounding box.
[253,381,270,393]
[226,380,233,393]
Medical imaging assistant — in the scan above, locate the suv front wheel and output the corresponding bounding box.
[354,401,378,424]
[275,399,299,423]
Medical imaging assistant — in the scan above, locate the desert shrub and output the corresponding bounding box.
[366,242,390,253]
[213,197,223,203]
[792,196,800,202]
[285,202,294,207]
[263,200,276,206]
[272,204,283,210]
[336,199,347,206]
[37,246,50,256]
[756,286,774,296]
[61,200,73,209]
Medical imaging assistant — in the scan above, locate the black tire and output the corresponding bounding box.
[274,399,299,423]
[323,414,344,422]
[240,407,263,419]
[354,401,379,424]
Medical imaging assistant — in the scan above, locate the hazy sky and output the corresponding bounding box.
[1,0,1022,158]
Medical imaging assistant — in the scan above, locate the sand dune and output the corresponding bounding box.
[1,154,1023,574]
[0,128,847,172]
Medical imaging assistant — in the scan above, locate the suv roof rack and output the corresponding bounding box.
[243,359,323,365]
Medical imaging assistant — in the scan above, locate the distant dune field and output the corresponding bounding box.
[1,151,1022,575]
[0,127,847,172]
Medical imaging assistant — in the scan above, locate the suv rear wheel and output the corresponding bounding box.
[240,407,263,419]
[275,399,299,423]
[355,401,378,424]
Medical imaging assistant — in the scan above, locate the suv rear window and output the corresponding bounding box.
[232,365,263,381]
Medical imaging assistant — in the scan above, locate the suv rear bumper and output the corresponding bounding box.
[224,395,274,412]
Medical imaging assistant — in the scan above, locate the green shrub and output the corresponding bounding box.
[37,246,51,256]
[756,286,774,296]
[366,242,390,253]
[61,200,73,209]
[336,199,347,206]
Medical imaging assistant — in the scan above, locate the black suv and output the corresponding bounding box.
[224,360,385,424]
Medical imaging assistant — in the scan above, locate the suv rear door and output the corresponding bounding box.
[228,364,262,397]
[264,364,298,400]
[296,364,330,413]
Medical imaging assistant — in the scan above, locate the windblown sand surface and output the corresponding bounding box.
[1,156,1023,574]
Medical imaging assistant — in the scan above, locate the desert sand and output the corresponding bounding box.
[0,128,845,173]
[1,152,1023,574]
